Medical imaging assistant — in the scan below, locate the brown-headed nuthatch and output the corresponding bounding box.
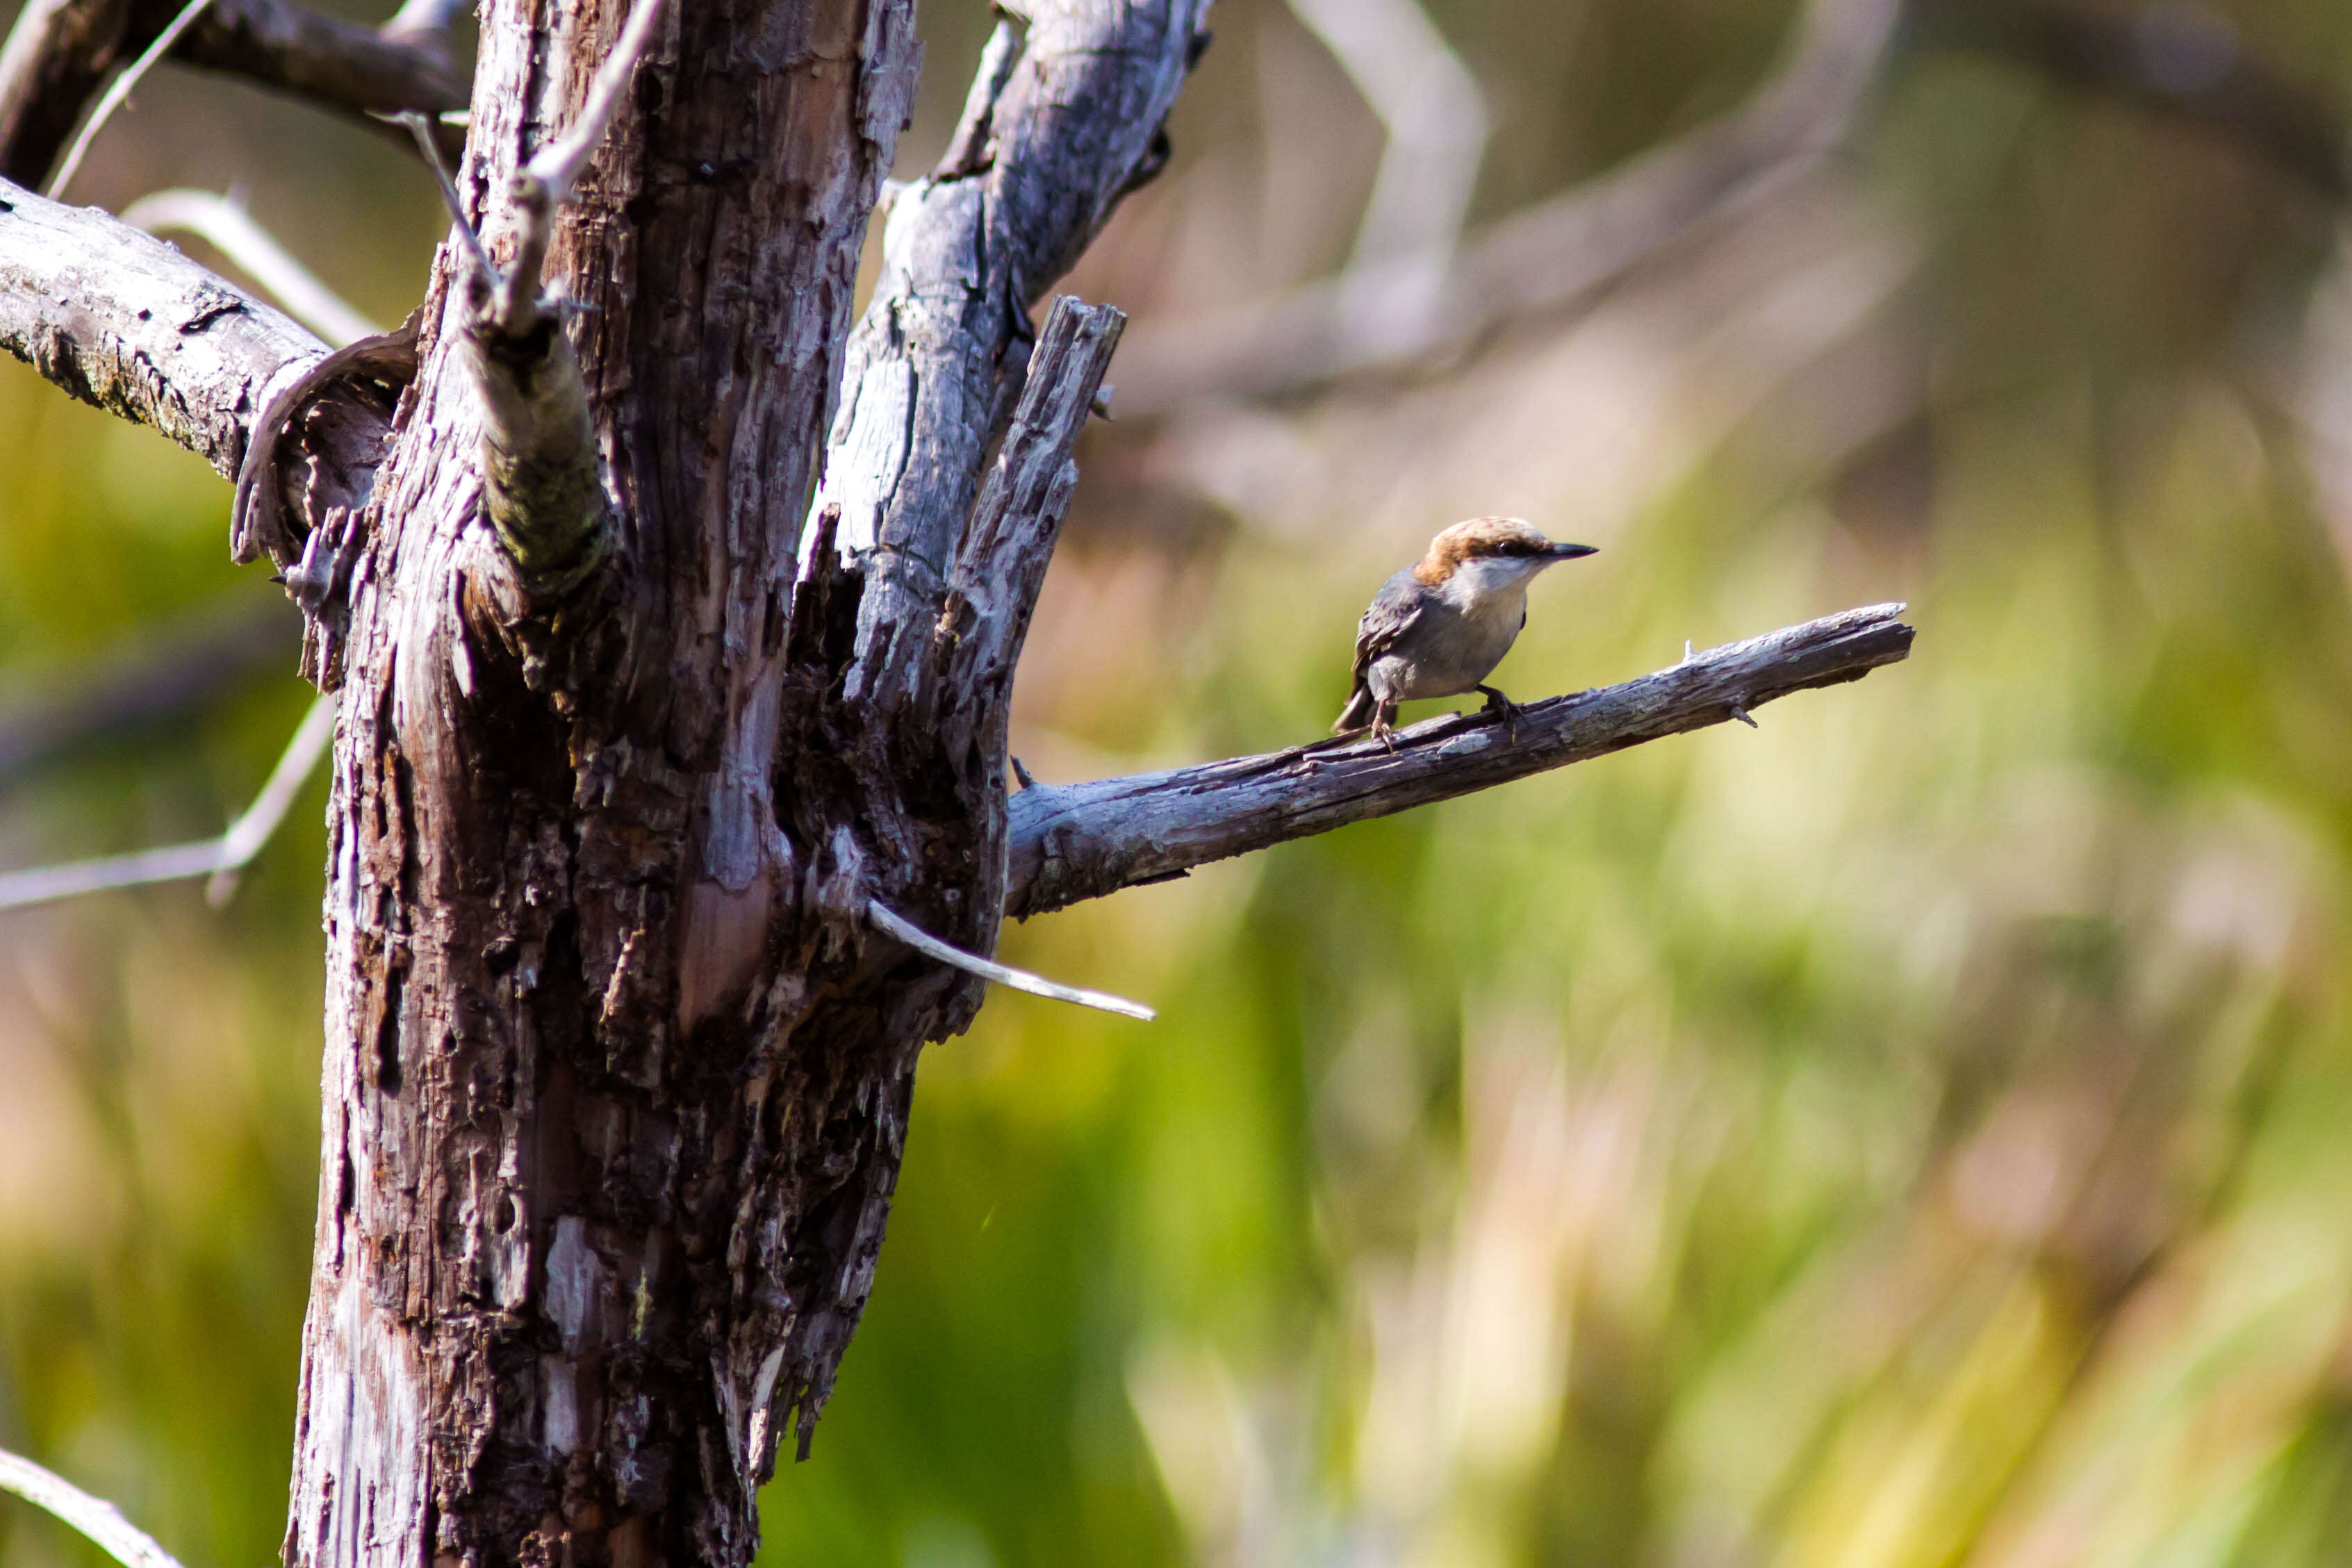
[1334,516,1598,747]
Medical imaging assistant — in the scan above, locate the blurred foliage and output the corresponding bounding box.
[8,0,2352,1565]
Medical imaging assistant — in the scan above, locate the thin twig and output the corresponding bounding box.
[0,693,334,912]
[866,900,1155,1022]
[122,188,376,347]
[46,0,214,199]
[0,1447,186,1568]
[394,108,497,286]
[0,177,340,481]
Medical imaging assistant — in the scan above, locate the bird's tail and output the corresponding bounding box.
[1334,685,1374,733]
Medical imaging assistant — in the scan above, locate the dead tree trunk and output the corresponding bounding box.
[0,0,1912,1560]
[278,1,1203,1563]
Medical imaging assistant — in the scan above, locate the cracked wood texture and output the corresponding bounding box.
[286,0,925,1560]
[0,176,401,546]
[0,176,327,472]
[807,0,1210,710]
[1006,603,1916,918]
[280,0,1186,1560]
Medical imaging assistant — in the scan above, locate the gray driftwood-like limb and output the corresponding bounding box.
[0,1446,186,1568]
[1004,602,1916,918]
[0,0,463,187]
[0,173,336,475]
[0,180,401,577]
[909,296,1121,950]
[867,900,1153,1021]
[1116,0,1904,411]
[809,0,1212,707]
[932,299,1124,732]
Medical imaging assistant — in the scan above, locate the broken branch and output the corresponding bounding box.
[1004,603,1916,918]
[440,0,668,602]
[0,173,336,477]
[809,0,1212,707]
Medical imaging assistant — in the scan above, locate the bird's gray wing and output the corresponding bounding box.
[1348,568,1428,693]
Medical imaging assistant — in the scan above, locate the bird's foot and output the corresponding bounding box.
[1371,719,1399,754]
[1477,686,1522,741]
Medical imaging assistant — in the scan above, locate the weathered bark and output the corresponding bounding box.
[286,0,923,1553]
[0,174,400,550]
[809,0,1210,707]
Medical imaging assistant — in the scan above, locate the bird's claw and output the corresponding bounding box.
[1477,686,1522,741]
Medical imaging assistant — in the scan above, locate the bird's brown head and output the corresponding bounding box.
[1412,516,1597,586]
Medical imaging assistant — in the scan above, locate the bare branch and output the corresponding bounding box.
[0,0,463,188]
[1116,0,1905,412]
[174,0,466,155]
[868,900,1153,1021]
[122,187,378,347]
[1005,603,1916,919]
[809,0,1212,707]
[0,692,333,911]
[0,1448,185,1568]
[1286,0,1488,349]
[937,298,1125,716]
[46,0,211,198]
[0,173,335,475]
[926,297,1121,939]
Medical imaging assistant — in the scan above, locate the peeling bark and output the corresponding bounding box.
[283,0,942,1558]
[808,0,1211,711]
[0,175,397,552]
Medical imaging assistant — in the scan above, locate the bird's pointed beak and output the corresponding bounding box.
[1547,542,1599,560]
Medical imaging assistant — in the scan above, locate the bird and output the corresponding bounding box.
[1334,516,1598,748]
